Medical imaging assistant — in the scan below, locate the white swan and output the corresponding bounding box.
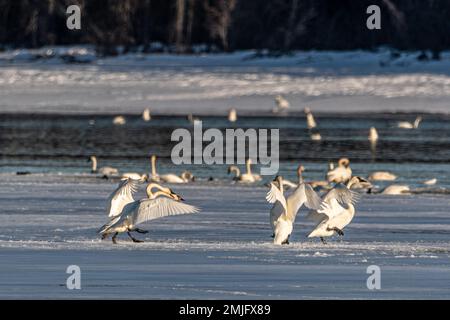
[326,158,352,183]
[89,156,119,177]
[266,174,322,245]
[160,171,194,184]
[98,183,199,243]
[106,178,140,218]
[307,181,360,243]
[187,113,201,125]
[368,171,397,181]
[228,159,261,183]
[148,155,194,183]
[121,172,148,182]
[310,132,322,141]
[423,178,437,185]
[397,116,422,129]
[304,107,317,129]
[142,108,151,121]
[347,176,373,191]
[273,95,290,113]
[228,108,237,122]
[113,115,126,125]
[369,127,378,143]
[381,184,410,195]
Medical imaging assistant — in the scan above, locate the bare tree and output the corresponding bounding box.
[203,0,237,51]
[172,0,186,52]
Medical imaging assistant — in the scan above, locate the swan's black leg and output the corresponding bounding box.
[127,232,144,243]
[112,232,118,244]
[320,237,327,244]
[327,227,344,236]
[101,233,108,240]
[133,228,148,234]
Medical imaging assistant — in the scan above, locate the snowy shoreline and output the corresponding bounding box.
[1,47,450,115]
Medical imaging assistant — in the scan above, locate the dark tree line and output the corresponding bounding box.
[0,0,449,55]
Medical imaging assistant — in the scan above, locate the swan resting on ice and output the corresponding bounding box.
[89,156,119,178]
[98,182,199,243]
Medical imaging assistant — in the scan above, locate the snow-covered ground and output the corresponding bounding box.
[1,174,449,299]
[1,47,450,114]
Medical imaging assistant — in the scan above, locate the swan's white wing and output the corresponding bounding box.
[106,178,140,218]
[266,182,287,213]
[324,183,360,206]
[132,197,199,226]
[303,184,323,210]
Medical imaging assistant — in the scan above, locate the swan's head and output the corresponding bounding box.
[338,158,350,168]
[88,155,96,162]
[168,189,184,201]
[304,107,311,114]
[181,171,195,182]
[297,165,305,175]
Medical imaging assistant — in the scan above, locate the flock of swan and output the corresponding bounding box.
[94,96,430,245]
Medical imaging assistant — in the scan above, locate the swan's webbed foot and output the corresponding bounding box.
[127,232,144,243]
[320,237,327,244]
[112,232,118,244]
[281,235,290,245]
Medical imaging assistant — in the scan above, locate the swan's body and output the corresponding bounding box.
[347,176,373,191]
[307,180,360,242]
[423,178,437,186]
[228,108,237,122]
[310,132,322,141]
[142,108,151,121]
[381,184,410,195]
[273,95,290,113]
[267,168,322,245]
[397,116,422,129]
[99,183,199,243]
[148,155,193,183]
[106,178,139,218]
[304,107,317,129]
[368,171,397,181]
[160,171,194,184]
[228,159,261,183]
[327,158,352,184]
[113,116,126,125]
[89,156,119,177]
[369,127,378,143]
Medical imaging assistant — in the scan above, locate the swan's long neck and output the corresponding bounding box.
[91,156,97,172]
[146,183,170,199]
[151,156,157,176]
[297,170,304,184]
[246,160,252,175]
[414,117,421,128]
[230,166,240,177]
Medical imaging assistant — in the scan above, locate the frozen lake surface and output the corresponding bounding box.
[0,175,449,299]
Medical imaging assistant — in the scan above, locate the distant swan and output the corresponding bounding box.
[307,181,360,243]
[228,108,237,122]
[368,171,397,181]
[121,173,148,182]
[304,107,317,129]
[187,113,201,125]
[142,108,151,121]
[347,176,373,192]
[397,116,422,129]
[98,183,199,243]
[113,115,126,125]
[89,156,119,177]
[273,95,290,113]
[228,159,261,183]
[310,131,322,141]
[160,171,194,184]
[381,184,410,195]
[327,158,352,184]
[423,178,437,185]
[266,174,322,245]
[368,127,378,143]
